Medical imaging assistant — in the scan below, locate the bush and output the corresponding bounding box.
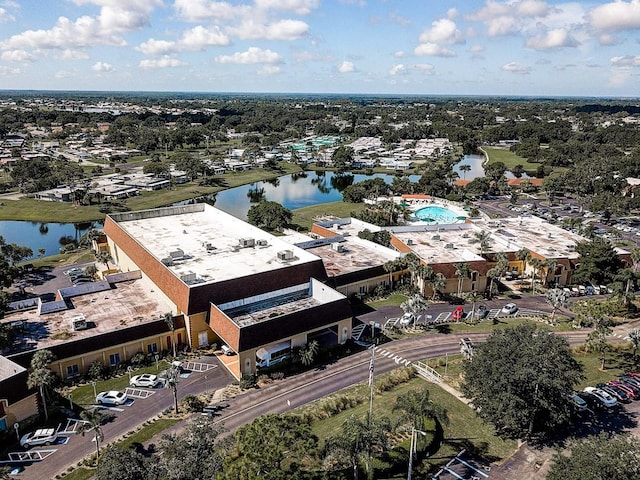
[87,360,105,381]
[239,374,257,390]
[181,395,204,412]
[129,352,147,368]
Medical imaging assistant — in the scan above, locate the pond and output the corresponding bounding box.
[197,170,420,220]
[455,154,531,180]
[0,220,97,260]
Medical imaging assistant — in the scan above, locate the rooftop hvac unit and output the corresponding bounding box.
[331,243,345,252]
[256,239,268,247]
[161,257,174,266]
[461,233,469,238]
[444,243,454,249]
[204,242,216,252]
[277,250,295,261]
[169,249,185,259]
[239,238,255,248]
[406,239,414,245]
[431,235,440,241]
[181,271,197,283]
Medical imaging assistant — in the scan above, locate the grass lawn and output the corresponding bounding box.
[57,466,95,480]
[0,164,302,222]
[20,249,96,269]
[66,362,170,406]
[366,294,409,309]
[482,147,538,173]
[117,418,182,450]
[291,201,368,231]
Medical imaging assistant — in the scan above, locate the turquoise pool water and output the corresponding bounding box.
[414,205,463,224]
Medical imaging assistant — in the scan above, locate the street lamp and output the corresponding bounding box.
[127,366,133,381]
[407,427,427,480]
[14,422,19,443]
[68,393,73,410]
[91,381,97,399]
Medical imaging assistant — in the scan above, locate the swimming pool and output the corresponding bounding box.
[414,205,464,224]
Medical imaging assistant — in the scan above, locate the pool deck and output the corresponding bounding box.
[401,195,471,225]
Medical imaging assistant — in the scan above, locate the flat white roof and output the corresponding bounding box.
[110,204,321,285]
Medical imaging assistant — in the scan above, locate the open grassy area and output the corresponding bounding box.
[58,466,95,480]
[482,147,532,170]
[0,164,302,222]
[117,418,182,450]
[365,294,409,309]
[291,201,368,231]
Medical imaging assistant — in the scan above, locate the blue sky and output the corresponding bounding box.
[1,0,640,96]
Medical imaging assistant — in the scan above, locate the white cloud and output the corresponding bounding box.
[389,10,411,27]
[254,0,320,15]
[611,55,640,66]
[609,68,632,87]
[466,0,550,36]
[137,39,177,55]
[216,47,282,64]
[228,19,309,40]
[394,50,406,58]
[338,60,355,73]
[92,61,113,72]
[599,33,621,46]
[1,49,34,62]
[389,64,406,76]
[139,55,187,69]
[180,25,230,49]
[419,18,464,45]
[412,63,435,74]
[589,0,640,32]
[447,8,458,20]
[469,44,485,53]
[414,43,456,57]
[58,49,90,60]
[174,0,246,22]
[501,62,531,74]
[0,7,15,23]
[55,70,73,78]
[0,65,20,75]
[526,28,578,50]
[258,65,281,74]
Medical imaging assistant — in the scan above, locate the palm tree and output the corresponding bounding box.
[383,258,403,290]
[529,257,543,293]
[429,273,447,301]
[486,267,499,300]
[298,340,319,366]
[78,408,110,463]
[516,248,531,279]
[163,312,177,358]
[453,262,471,297]
[545,288,571,325]
[165,363,181,414]
[470,230,493,255]
[96,250,113,270]
[400,294,430,329]
[393,386,448,431]
[27,350,57,422]
[459,164,471,181]
[626,328,640,364]
[466,291,484,322]
[542,258,557,287]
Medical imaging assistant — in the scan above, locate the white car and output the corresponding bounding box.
[399,313,414,326]
[63,267,84,277]
[96,390,129,405]
[583,386,617,408]
[20,428,59,448]
[501,303,518,315]
[130,373,162,388]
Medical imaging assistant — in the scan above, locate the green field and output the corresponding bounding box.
[482,147,534,171]
[291,201,368,231]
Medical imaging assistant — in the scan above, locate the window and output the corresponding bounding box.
[66,364,79,378]
[109,353,121,366]
[359,286,367,294]
[147,343,158,354]
[198,331,209,347]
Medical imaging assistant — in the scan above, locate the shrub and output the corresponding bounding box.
[87,360,105,381]
[182,395,205,412]
[239,374,257,390]
[129,352,147,367]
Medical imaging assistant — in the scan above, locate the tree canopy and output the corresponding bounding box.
[462,324,584,439]
[246,201,292,232]
[548,434,640,480]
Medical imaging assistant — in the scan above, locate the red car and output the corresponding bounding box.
[452,306,464,321]
[610,380,640,399]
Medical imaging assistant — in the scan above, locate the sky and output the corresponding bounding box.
[1,0,640,97]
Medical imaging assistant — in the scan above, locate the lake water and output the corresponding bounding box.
[0,220,97,260]
[455,153,531,180]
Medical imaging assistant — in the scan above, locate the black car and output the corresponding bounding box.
[576,391,602,410]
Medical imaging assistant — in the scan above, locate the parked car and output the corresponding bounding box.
[567,392,588,411]
[399,313,414,326]
[609,380,639,399]
[96,390,128,405]
[596,383,630,403]
[583,386,617,408]
[501,303,518,315]
[20,428,59,448]
[576,391,603,410]
[620,376,640,389]
[475,305,489,319]
[64,267,84,277]
[129,373,162,388]
[452,306,465,321]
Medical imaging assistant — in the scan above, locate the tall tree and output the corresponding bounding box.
[223,414,319,479]
[96,445,151,480]
[462,324,583,439]
[453,262,470,297]
[163,312,177,358]
[516,248,531,279]
[158,417,225,480]
[470,229,493,255]
[246,200,292,232]
[78,409,112,464]
[393,386,448,431]
[548,433,640,480]
[27,350,57,422]
[545,288,571,325]
[626,328,640,364]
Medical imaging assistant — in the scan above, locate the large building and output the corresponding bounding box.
[103,204,353,378]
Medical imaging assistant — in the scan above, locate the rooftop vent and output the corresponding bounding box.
[444,243,455,249]
[239,238,255,248]
[461,233,469,238]
[204,242,217,252]
[331,243,345,252]
[161,257,174,266]
[169,249,185,260]
[256,239,268,247]
[277,250,295,262]
[431,235,440,241]
[407,239,414,245]
[181,271,197,283]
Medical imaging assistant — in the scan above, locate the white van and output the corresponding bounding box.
[221,344,234,356]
